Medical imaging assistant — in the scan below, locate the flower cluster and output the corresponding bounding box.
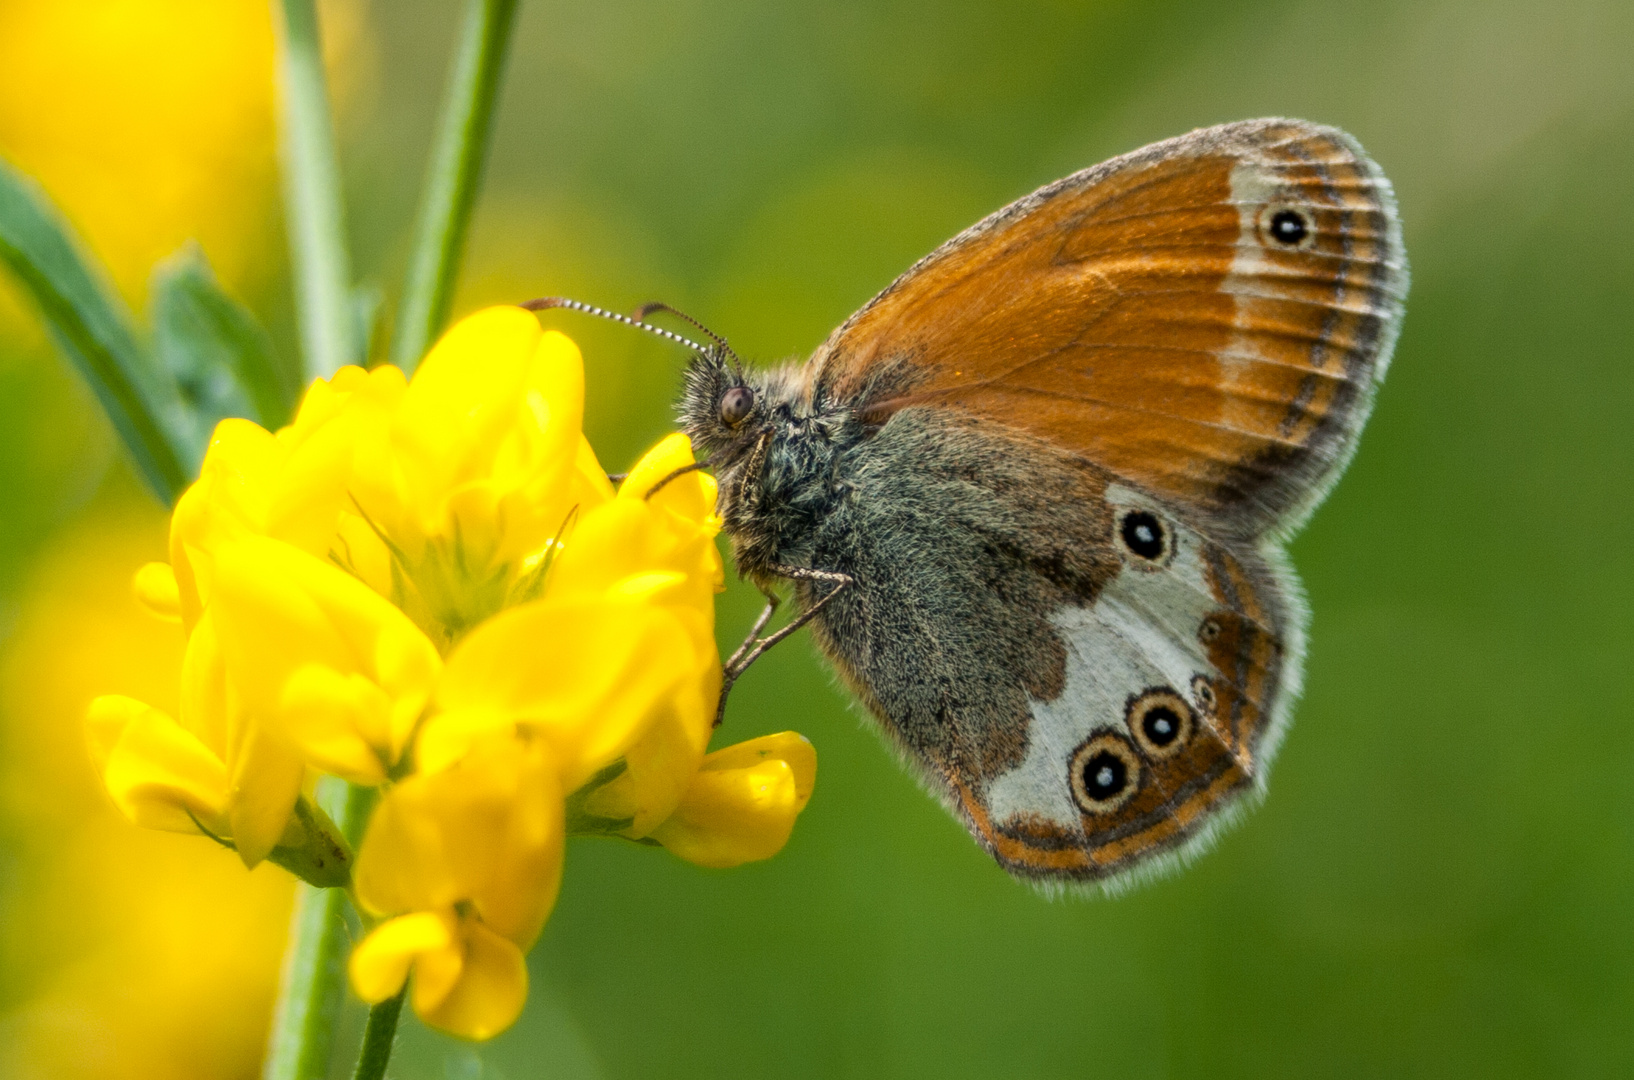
[85,307,816,1038]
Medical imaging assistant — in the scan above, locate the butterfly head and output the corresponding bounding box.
[678,345,769,463]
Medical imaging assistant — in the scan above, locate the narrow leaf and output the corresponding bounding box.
[151,244,297,453]
[0,157,189,502]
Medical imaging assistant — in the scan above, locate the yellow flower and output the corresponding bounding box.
[208,536,441,784]
[648,732,817,869]
[86,607,301,864]
[341,307,589,649]
[349,734,561,1039]
[85,611,344,876]
[87,305,820,1041]
[166,364,403,630]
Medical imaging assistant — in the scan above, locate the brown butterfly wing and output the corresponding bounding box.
[810,118,1407,538]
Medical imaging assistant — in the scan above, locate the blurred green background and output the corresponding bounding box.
[3,0,1633,1077]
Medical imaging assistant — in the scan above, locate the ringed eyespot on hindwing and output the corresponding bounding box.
[1190,675,1218,717]
[1069,734,1142,814]
[1116,509,1172,567]
[1127,688,1195,760]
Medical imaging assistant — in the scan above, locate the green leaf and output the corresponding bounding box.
[352,281,384,367]
[0,156,190,503]
[151,244,297,454]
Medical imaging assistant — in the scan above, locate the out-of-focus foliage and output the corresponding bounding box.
[3,0,1633,1077]
[0,3,290,1078]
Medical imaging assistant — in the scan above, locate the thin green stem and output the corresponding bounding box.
[389,0,520,373]
[263,782,376,1080]
[274,0,358,380]
[350,990,407,1080]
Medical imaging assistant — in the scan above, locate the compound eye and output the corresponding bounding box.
[718,386,755,427]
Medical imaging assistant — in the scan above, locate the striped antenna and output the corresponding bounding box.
[520,296,711,355]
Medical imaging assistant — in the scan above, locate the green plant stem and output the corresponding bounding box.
[389,0,520,373]
[350,990,407,1080]
[274,0,358,380]
[263,782,376,1080]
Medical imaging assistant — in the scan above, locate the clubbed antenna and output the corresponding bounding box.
[521,296,713,356]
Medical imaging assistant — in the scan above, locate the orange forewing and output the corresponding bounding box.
[811,119,1405,534]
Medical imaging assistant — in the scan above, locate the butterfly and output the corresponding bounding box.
[534,117,1408,888]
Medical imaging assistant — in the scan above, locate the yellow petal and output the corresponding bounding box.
[553,486,722,620]
[436,596,695,791]
[699,731,817,809]
[618,432,707,516]
[210,535,441,775]
[90,695,231,835]
[353,735,564,945]
[178,608,231,757]
[387,310,583,553]
[410,916,468,1017]
[131,562,182,622]
[579,705,705,838]
[169,417,278,626]
[85,693,135,772]
[569,434,615,509]
[279,666,393,783]
[350,910,455,1004]
[394,307,544,488]
[268,364,403,555]
[226,721,306,868]
[413,705,515,777]
[415,917,529,1041]
[650,735,818,869]
[579,671,718,839]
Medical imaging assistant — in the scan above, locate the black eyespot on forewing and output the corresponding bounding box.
[1116,509,1170,565]
[1127,688,1195,760]
[1263,205,1314,249]
[1069,733,1142,814]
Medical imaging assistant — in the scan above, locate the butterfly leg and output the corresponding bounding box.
[713,567,853,726]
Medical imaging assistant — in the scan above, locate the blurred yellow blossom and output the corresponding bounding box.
[83,305,819,1040]
[0,503,291,1080]
[0,0,277,302]
[0,0,373,307]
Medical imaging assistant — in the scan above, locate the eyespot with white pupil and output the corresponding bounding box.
[1267,207,1311,247]
[1128,688,1194,760]
[1069,734,1142,814]
[718,386,755,428]
[1117,509,1170,564]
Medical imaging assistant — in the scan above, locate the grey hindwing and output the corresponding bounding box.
[800,407,1118,791]
[793,404,1302,885]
